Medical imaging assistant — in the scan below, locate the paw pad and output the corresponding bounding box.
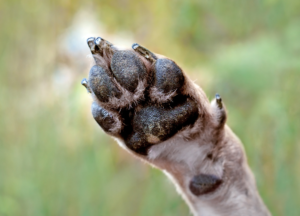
[154,58,184,93]
[111,50,147,92]
[83,38,199,155]
[88,65,121,102]
[189,174,222,196]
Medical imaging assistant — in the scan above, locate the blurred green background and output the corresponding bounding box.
[1,0,300,215]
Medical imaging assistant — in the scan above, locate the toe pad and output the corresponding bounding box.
[154,58,184,93]
[111,50,147,92]
[89,65,121,102]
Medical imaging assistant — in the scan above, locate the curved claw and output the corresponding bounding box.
[95,37,114,47]
[87,37,96,54]
[94,37,102,46]
[94,37,117,55]
[87,36,117,66]
[214,93,226,127]
[132,43,157,63]
[87,36,117,56]
[215,93,223,109]
[81,78,91,93]
[94,37,103,55]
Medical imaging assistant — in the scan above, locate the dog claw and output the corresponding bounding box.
[132,43,157,63]
[215,93,223,109]
[94,37,117,54]
[87,37,96,54]
[94,37,102,46]
[214,93,227,127]
[87,37,117,56]
[81,78,91,93]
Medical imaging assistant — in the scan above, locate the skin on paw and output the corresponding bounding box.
[83,38,202,155]
[82,37,271,216]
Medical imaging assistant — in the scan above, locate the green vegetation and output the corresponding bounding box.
[1,0,299,215]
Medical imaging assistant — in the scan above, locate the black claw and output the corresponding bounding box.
[87,37,95,45]
[215,93,227,127]
[94,37,103,55]
[93,37,117,56]
[87,37,96,54]
[215,93,223,109]
[132,43,140,51]
[132,43,157,63]
[81,78,91,93]
[94,37,114,48]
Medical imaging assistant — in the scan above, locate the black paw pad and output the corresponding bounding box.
[132,97,198,143]
[111,50,147,92]
[154,58,184,93]
[91,102,117,133]
[125,133,150,155]
[88,65,121,102]
[189,174,222,196]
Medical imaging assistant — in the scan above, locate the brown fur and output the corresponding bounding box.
[149,87,177,103]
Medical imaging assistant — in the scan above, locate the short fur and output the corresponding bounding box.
[83,37,271,216]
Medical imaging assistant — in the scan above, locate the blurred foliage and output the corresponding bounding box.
[1,0,300,215]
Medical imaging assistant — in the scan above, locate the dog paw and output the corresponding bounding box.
[82,37,224,155]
